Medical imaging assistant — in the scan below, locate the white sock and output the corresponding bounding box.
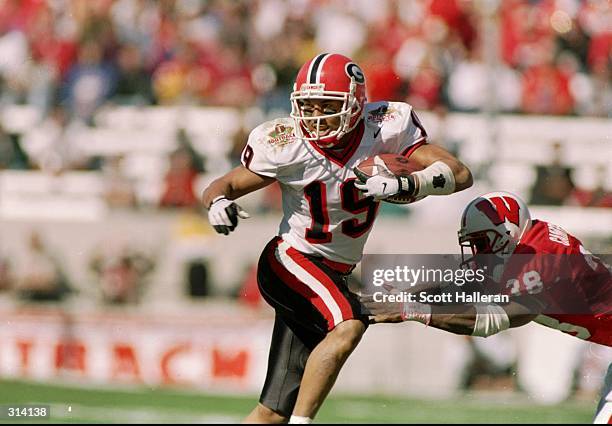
[289,415,313,424]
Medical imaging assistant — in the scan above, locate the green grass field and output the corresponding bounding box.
[0,380,596,423]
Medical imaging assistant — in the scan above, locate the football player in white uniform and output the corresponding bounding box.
[202,53,473,424]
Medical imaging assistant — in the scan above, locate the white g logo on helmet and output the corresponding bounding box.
[345,63,365,84]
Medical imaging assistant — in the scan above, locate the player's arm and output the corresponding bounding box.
[354,143,472,200]
[366,295,543,337]
[202,166,275,235]
[408,143,473,193]
[203,165,275,207]
[416,297,540,336]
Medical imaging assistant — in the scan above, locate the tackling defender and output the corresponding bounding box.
[202,53,473,423]
[365,191,612,423]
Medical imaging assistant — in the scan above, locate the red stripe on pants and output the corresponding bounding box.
[266,242,337,329]
[285,246,354,322]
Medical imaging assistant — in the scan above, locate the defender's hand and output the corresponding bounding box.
[360,292,404,324]
[208,196,250,235]
[360,293,431,325]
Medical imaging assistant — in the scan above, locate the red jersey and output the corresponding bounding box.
[500,220,612,346]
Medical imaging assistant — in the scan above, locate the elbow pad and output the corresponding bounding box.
[412,161,456,196]
[471,304,510,337]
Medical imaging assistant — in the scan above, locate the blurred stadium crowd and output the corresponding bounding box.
[0,0,610,116]
[0,0,610,206]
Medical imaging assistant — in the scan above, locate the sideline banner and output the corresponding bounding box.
[0,308,271,393]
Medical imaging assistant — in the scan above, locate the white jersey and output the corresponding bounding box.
[241,101,427,264]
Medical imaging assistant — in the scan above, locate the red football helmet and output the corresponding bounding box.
[290,53,367,148]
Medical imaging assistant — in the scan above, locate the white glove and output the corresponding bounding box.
[354,155,416,200]
[354,174,400,200]
[208,196,250,235]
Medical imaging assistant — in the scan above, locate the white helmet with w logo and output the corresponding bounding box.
[458,191,532,269]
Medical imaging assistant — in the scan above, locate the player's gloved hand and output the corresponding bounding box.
[207,196,250,235]
[354,156,417,200]
[354,174,400,200]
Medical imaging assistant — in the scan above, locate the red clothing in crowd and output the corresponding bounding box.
[522,64,573,115]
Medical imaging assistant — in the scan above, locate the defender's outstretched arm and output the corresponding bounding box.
[365,294,541,337]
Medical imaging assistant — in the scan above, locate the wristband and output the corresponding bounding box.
[412,161,456,196]
[401,301,432,326]
[208,195,227,209]
[397,175,417,197]
[471,304,510,337]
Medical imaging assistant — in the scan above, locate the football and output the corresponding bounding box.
[354,154,426,204]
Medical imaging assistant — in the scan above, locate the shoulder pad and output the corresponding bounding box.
[365,101,412,126]
[249,118,298,150]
